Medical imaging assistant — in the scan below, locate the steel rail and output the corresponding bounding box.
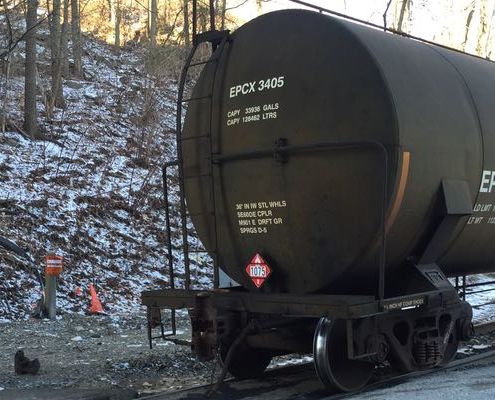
[326,349,495,400]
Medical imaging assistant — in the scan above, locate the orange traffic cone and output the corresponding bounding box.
[88,283,104,314]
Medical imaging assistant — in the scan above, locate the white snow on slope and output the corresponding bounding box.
[0,27,212,320]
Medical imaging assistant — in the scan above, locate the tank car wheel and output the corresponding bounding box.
[313,318,374,392]
[219,343,272,379]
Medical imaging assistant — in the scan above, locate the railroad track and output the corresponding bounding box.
[141,325,495,400]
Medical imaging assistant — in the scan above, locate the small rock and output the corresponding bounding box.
[75,325,84,332]
[71,336,83,342]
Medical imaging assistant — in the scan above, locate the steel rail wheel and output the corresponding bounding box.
[313,318,374,392]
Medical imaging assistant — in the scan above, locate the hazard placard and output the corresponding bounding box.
[245,253,271,288]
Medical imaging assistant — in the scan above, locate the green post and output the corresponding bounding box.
[44,275,57,320]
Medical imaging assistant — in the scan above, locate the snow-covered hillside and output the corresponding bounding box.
[0,29,211,321]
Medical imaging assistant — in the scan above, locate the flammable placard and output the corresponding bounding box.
[245,253,271,288]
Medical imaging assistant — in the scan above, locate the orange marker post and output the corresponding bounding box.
[44,255,63,320]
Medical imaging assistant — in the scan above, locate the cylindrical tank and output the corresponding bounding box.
[182,9,494,295]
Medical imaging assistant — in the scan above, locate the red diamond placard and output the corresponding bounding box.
[245,253,271,288]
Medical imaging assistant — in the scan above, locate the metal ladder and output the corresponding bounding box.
[147,30,229,348]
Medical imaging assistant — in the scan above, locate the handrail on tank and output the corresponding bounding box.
[213,140,390,303]
[287,0,493,64]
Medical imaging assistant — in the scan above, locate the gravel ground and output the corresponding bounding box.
[2,310,495,398]
[0,310,216,396]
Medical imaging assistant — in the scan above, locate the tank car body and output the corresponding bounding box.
[142,8,490,392]
[184,9,495,295]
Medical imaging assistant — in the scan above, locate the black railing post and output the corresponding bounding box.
[162,163,177,334]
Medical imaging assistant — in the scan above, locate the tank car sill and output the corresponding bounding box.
[142,287,461,357]
[141,288,451,319]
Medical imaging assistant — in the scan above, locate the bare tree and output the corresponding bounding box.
[50,0,65,110]
[476,0,491,56]
[1,0,13,133]
[383,0,410,32]
[24,0,39,137]
[150,0,157,46]
[183,0,190,45]
[383,0,393,29]
[485,1,495,58]
[396,0,410,32]
[1,58,10,133]
[61,0,70,77]
[463,4,476,51]
[220,0,226,30]
[114,0,121,47]
[71,0,82,77]
[108,0,115,24]
[256,0,262,14]
[162,0,168,27]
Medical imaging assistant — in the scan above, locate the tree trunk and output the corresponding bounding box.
[220,0,226,30]
[256,0,262,14]
[382,0,393,29]
[183,0,190,45]
[114,0,121,47]
[476,0,489,57]
[463,6,475,51]
[24,0,39,137]
[50,0,65,109]
[61,0,70,78]
[1,0,11,133]
[150,0,157,46]
[71,0,82,77]
[163,0,168,27]
[108,0,115,23]
[485,1,495,58]
[396,0,410,32]
[1,58,11,134]
[198,6,207,33]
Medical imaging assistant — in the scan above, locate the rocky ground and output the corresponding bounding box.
[0,310,217,397]
[1,307,495,398]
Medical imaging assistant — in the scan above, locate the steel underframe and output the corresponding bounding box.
[142,288,451,330]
